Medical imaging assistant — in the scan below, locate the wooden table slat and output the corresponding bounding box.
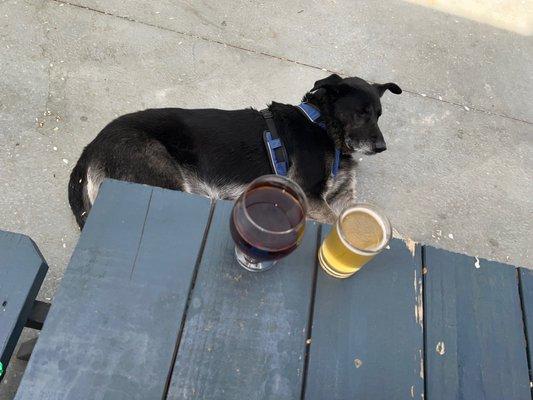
[12,180,531,399]
[15,180,212,400]
[305,231,425,400]
[424,247,530,400]
[167,200,319,400]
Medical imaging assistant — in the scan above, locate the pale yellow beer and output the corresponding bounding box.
[319,204,392,278]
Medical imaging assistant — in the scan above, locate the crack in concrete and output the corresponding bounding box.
[49,0,532,126]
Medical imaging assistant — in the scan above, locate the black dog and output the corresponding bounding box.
[69,74,401,228]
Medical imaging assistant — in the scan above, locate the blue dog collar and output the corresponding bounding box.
[296,102,323,124]
[261,109,289,176]
[296,103,341,178]
[331,148,341,177]
[261,104,341,178]
[263,130,288,176]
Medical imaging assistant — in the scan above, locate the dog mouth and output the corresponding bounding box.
[343,139,375,155]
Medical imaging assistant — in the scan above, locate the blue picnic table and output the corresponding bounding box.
[4,179,532,399]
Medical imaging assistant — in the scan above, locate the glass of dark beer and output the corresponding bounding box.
[230,175,308,272]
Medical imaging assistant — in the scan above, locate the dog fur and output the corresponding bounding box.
[69,74,401,228]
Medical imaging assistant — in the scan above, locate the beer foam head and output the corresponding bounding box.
[338,206,390,253]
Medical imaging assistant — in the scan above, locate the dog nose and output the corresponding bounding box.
[374,142,387,153]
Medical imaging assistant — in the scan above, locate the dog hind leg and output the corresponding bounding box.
[69,139,186,228]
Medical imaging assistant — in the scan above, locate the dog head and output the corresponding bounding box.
[305,74,401,155]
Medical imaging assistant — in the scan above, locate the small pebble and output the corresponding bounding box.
[464,106,470,111]
[62,158,69,164]
[53,146,57,151]
[448,233,454,239]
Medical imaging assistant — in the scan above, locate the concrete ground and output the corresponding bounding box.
[0,0,532,397]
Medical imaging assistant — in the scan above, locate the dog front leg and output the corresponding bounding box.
[307,197,337,225]
[326,173,357,216]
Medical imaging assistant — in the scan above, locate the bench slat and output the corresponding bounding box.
[305,232,425,399]
[0,231,48,382]
[167,200,319,400]
[14,180,211,399]
[424,247,530,400]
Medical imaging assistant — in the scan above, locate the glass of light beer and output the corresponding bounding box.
[319,204,392,278]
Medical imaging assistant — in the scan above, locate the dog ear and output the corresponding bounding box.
[373,82,402,96]
[311,74,343,91]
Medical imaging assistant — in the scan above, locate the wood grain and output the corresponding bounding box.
[15,180,211,399]
[0,231,48,382]
[518,268,533,383]
[424,247,530,400]
[305,230,425,400]
[167,200,319,400]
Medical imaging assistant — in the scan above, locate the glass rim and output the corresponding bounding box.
[335,203,392,256]
[240,175,308,235]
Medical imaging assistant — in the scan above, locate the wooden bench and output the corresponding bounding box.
[13,180,533,399]
[0,231,48,383]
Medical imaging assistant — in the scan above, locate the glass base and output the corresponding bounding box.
[234,247,276,272]
[318,246,356,279]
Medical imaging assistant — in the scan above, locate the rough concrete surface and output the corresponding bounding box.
[0,0,531,398]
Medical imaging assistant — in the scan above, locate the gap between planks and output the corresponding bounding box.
[517,269,533,388]
[161,200,217,400]
[299,224,322,400]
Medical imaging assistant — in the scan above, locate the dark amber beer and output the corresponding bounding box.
[230,175,307,272]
